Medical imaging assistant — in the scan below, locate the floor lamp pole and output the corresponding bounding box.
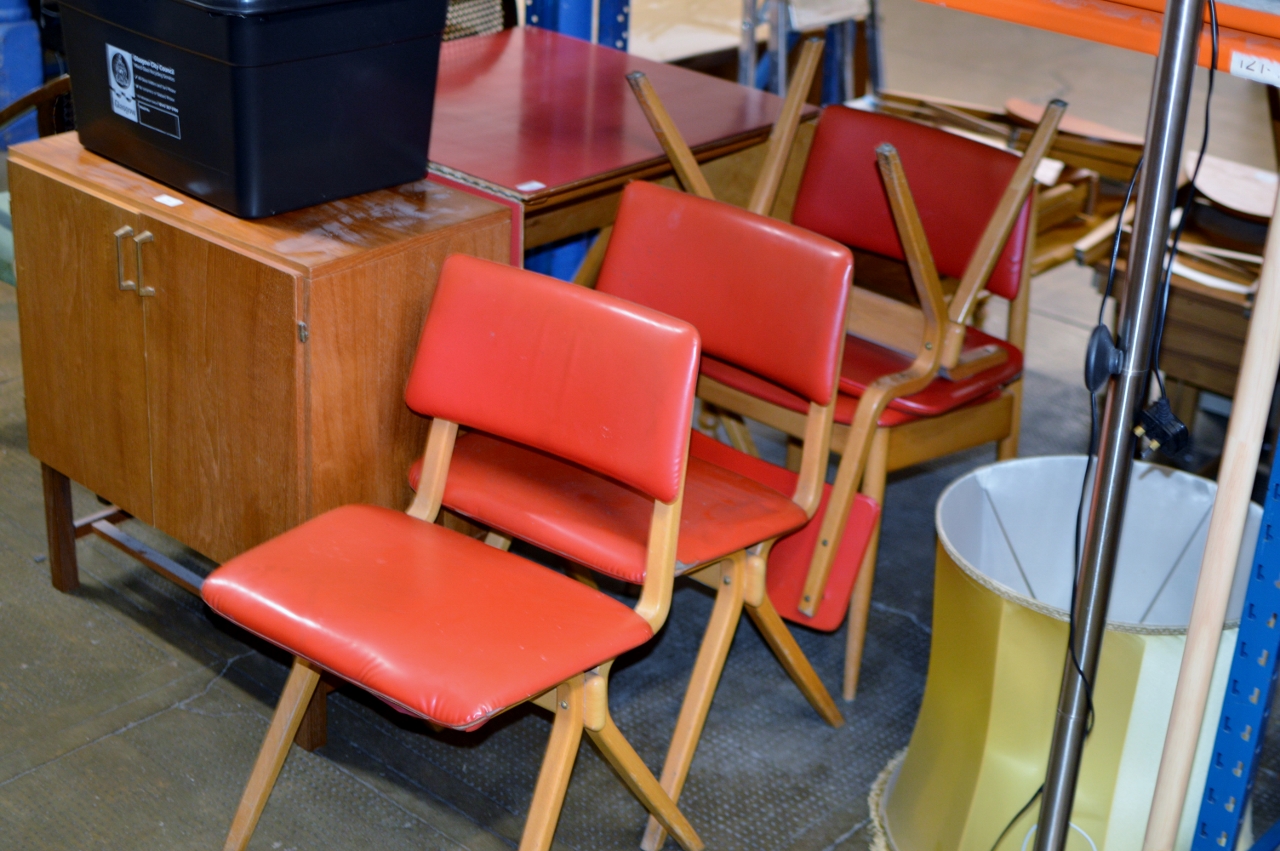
[1033,0,1206,845]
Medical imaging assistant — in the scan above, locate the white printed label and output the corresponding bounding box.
[107,45,137,122]
[107,44,181,139]
[153,194,184,207]
[1230,51,1280,85]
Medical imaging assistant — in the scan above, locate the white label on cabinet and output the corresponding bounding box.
[154,194,184,207]
[1230,51,1280,86]
[106,43,181,140]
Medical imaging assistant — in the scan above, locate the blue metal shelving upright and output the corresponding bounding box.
[1194,459,1280,850]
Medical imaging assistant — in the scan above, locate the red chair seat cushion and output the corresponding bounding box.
[201,505,654,730]
[701,356,922,428]
[701,355,931,427]
[701,325,1019,429]
[701,357,1005,430]
[688,432,880,631]
[838,326,1022,417]
[413,432,808,582]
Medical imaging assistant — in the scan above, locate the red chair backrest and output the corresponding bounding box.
[791,106,1033,301]
[406,255,700,504]
[597,181,852,406]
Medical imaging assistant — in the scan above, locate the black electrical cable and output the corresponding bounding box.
[1098,156,1146,328]
[1150,0,1219,400]
[987,784,1046,851]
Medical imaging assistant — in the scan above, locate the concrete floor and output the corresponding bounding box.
[3,6,1277,850]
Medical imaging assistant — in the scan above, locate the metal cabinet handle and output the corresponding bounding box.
[113,226,136,291]
[134,231,155,297]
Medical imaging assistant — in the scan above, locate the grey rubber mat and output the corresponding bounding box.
[8,337,1207,851]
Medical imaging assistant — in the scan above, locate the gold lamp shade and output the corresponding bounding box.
[873,457,1259,851]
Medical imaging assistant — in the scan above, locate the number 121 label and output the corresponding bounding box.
[1231,51,1280,85]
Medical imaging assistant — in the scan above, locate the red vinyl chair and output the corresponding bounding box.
[202,255,705,851]
[697,104,1062,700]
[593,180,856,851]
[408,181,854,851]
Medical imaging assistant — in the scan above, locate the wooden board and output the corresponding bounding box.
[1187,151,1279,220]
[1005,98,1144,146]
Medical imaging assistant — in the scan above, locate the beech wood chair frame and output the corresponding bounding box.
[631,74,1065,699]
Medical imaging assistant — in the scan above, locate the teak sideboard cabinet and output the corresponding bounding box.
[13,134,510,588]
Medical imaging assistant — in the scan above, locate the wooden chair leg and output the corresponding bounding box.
[696,403,723,436]
[223,658,321,851]
[785,436,804,473]
[293,680,334,752]
[996,380,1023,461]
[483,530,513,551]
[571,225,612,288]
[720,412,760,458]
[588,716,704,851]
[641,557,746,851]
[519,677,585,851]
[41,463,78,592]
[745,594,844,727]
[843,427,889,701]
[842,523,880,702]
[566,563,600,590]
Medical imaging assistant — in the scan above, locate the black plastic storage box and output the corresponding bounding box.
[59,0,449,218]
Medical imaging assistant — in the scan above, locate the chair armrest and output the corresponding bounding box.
[0,75,70,136]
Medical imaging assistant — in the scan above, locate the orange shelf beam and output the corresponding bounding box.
[918,0,1280,75]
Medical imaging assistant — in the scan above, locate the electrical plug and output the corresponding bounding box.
[1134,398,1190,455]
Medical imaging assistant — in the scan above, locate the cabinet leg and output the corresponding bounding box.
[41,463,79,592]
[293,680,333,751]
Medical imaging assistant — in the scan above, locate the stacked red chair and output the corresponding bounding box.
[699,105,1039,700]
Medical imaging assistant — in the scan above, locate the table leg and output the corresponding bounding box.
[41,463,78,592]
[293,680,333,752]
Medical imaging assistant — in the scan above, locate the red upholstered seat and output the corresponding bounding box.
[202,504,654,731]
[837,326,1023,417]
[411,431,808,581]
[687,432,880,631]
[701,356,919,428]
[700,324,1018,428]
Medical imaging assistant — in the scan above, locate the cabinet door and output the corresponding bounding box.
[11,166,154,522]
[137,216,303,563]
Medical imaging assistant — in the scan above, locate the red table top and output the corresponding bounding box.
[428,27,810,204]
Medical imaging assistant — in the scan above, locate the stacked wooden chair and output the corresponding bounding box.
[202,256,706,851]
[629,73,1064,699]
